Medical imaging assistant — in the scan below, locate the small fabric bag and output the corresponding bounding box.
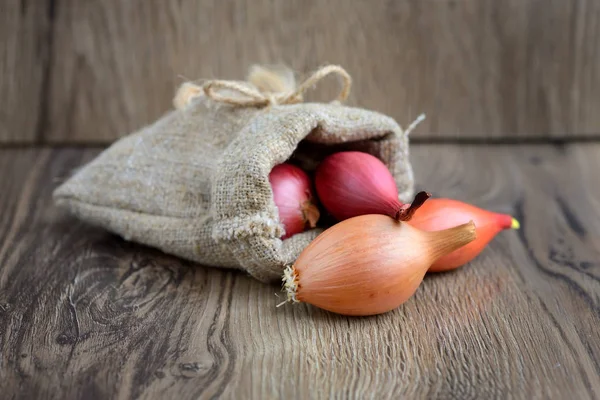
[53,65,419,282]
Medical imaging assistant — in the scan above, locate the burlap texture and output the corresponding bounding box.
[53,66,416,283]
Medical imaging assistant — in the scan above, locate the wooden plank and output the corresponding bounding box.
[44,0,600,143]
[0,0,52,143]
[1,144,599,398]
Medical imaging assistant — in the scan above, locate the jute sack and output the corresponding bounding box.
[53,65,422,283]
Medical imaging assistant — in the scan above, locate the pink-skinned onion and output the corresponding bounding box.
[269,163,320,239]
[315,151,428,221]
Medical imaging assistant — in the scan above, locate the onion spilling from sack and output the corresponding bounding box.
[271,147,523,316]
[407,198,520,272]
[279,215,477,316]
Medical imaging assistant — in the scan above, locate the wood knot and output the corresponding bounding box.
[56,333,76,345]
[178,361,212,378]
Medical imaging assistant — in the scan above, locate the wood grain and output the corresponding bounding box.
[1,144,599,399]
[41,0,600,143]
[0,0,53,143]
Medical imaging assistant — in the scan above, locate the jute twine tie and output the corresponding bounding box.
[174,65,352,109]
[173,64,426,135]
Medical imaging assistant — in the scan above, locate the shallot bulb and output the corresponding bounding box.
[269,163,320,239]
[315,151,418,221]
[407,198,520,272]
[280,215,477,316]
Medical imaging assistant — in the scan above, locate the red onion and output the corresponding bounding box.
[315,151,429,221]
[269,163,320,239]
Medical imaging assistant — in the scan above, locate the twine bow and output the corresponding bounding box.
[174,65,352,109]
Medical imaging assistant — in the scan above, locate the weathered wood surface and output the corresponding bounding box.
[2,0,600,143]
[0,0,53,143]
[0,144,598,399]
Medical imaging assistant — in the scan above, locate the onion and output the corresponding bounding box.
[280,215,477,316]
[269,163,320,239]
[407,198,520,272]
[315,151,424,221]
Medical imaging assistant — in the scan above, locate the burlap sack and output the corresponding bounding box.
[53,65,420,283]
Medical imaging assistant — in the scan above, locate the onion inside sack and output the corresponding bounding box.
[279,214,477,316]
[315,151,423,221]
[269,163,320,239]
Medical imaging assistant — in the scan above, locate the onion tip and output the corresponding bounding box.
[511,218,520,230]
[396,191,431,221]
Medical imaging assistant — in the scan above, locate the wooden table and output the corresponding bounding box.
[1,144,598,399]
